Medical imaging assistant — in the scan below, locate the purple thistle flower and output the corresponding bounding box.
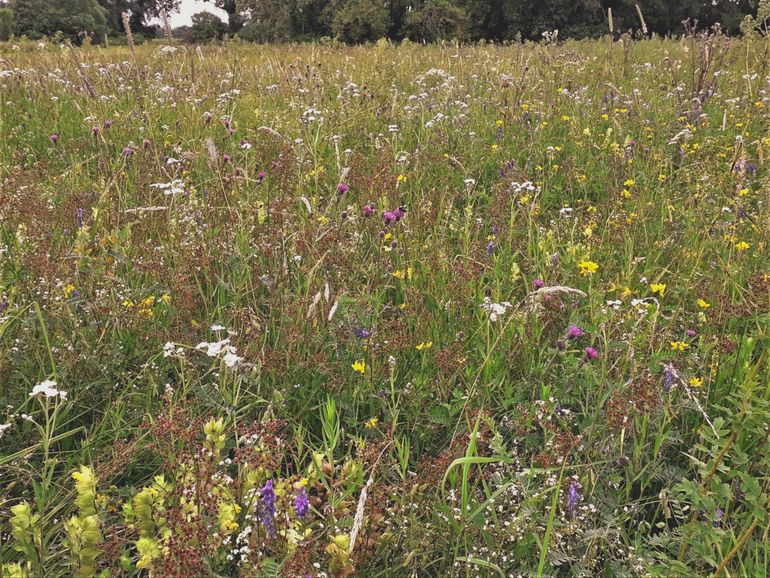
[337,182,349,193]
[91,126,100,136]
[566,479,582,516]
[584,346,599,360]
[383,211,397,225]
[293,487,309,519]
[49,134,59,144]
[662,363,678,389]
[258,480,277,538]
[223,154,231,163]
[533,279,545,289]
[567,324,584,339]
[363,203,375,216]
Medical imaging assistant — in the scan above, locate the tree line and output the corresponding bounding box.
[0,0,760,44]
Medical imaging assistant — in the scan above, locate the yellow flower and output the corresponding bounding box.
[490,144,499,152]
[689,376,703,388]
[495,119,504,127]
[697,299,711,309]
[561,115,571,122]
[393,270,405,279]
[578,260,599,277]
[670,341,689,352]
[738,188,749,197]
[650,283,666,297]
[351,360,366,374]
[364,417,379,429]
[623,179,635,187]
[396,173,407,184]
[415,341,432,351]
[160,293,171,305]
[735,241,750,252]
[63,284,76,298]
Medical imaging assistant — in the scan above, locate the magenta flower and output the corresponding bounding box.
[223,154,231,163]
[567,324,584,339]
[584,346,599,360]
[337,182,349,193]
[533,279,544,289]
[257,171,266,181]
[122,146,133,157]
[686,328,696,337]
[142,139,151,149]
[49,134,59,144]
[363,203,375,216]
[91,126,100,136]
[383,211,397,225]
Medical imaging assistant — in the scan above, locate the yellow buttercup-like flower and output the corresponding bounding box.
[351,360,366,374]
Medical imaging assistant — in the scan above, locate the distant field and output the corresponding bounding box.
[0,36,768,577]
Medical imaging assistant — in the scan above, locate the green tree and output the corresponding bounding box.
[331,0,389,42]
[0,7,13,40]
[402,0,467,41]
[190,10,226,41]
[13,0,108,41]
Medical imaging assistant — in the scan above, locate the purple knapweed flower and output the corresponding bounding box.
[584,346,599,360]
[363,203,375,216]
[394,206,406,219]
[293,487,309,519]
[49,134,59,144]
[533,279,545,289]
[91,126,100,136]
[258,479,277,538]
[383,211,397,225]
[337,182,349,193]
[223,154,231,163]
[122,146,133,157]
[103,119,112,129]
[567,324,583,339]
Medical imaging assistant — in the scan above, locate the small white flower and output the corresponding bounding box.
[30,380,67,400]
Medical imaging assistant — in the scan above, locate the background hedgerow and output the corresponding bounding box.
[0,25,769,578]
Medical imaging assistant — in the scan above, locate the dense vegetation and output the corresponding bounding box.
[0,0,763,43]
[1,15,770,578]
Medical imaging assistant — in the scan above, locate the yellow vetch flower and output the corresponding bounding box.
[415,341,433,351]
[63,284,76,298]
[689,377,703,388]
[364,417,379,429]
[697,299,711,309]
[735,241,750,252]
[578,260,599,276]
[670,341,689,352]
[650,283,666,297]
[351,360,366,374]
[624,179,635,187]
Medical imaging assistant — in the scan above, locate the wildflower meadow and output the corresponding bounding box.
[1,25,769,578]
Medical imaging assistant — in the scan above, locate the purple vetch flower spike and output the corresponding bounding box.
[258,480,277,538]
[662,363,678,389]
[566,479,582,516]
[293,487,309,519]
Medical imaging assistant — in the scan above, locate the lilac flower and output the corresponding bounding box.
[567,324,584,339]
[49,134,59,144]
[122,146,134,157]
[486,242,494,254]
[662,363,678,389]
[686,328,696,338]
[258,479,277,538]
[103,119,113,129]
[257,171,266,181]
[533,279,544,289]
[76,208,85,229]
[293,487,309,519]
[337,182,349,193]
[566,479,582,516]
[584,346,599,360]
[713,508,724,528]
[355,327,371,339]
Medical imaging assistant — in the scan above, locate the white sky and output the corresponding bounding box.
[167,0,228,27]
